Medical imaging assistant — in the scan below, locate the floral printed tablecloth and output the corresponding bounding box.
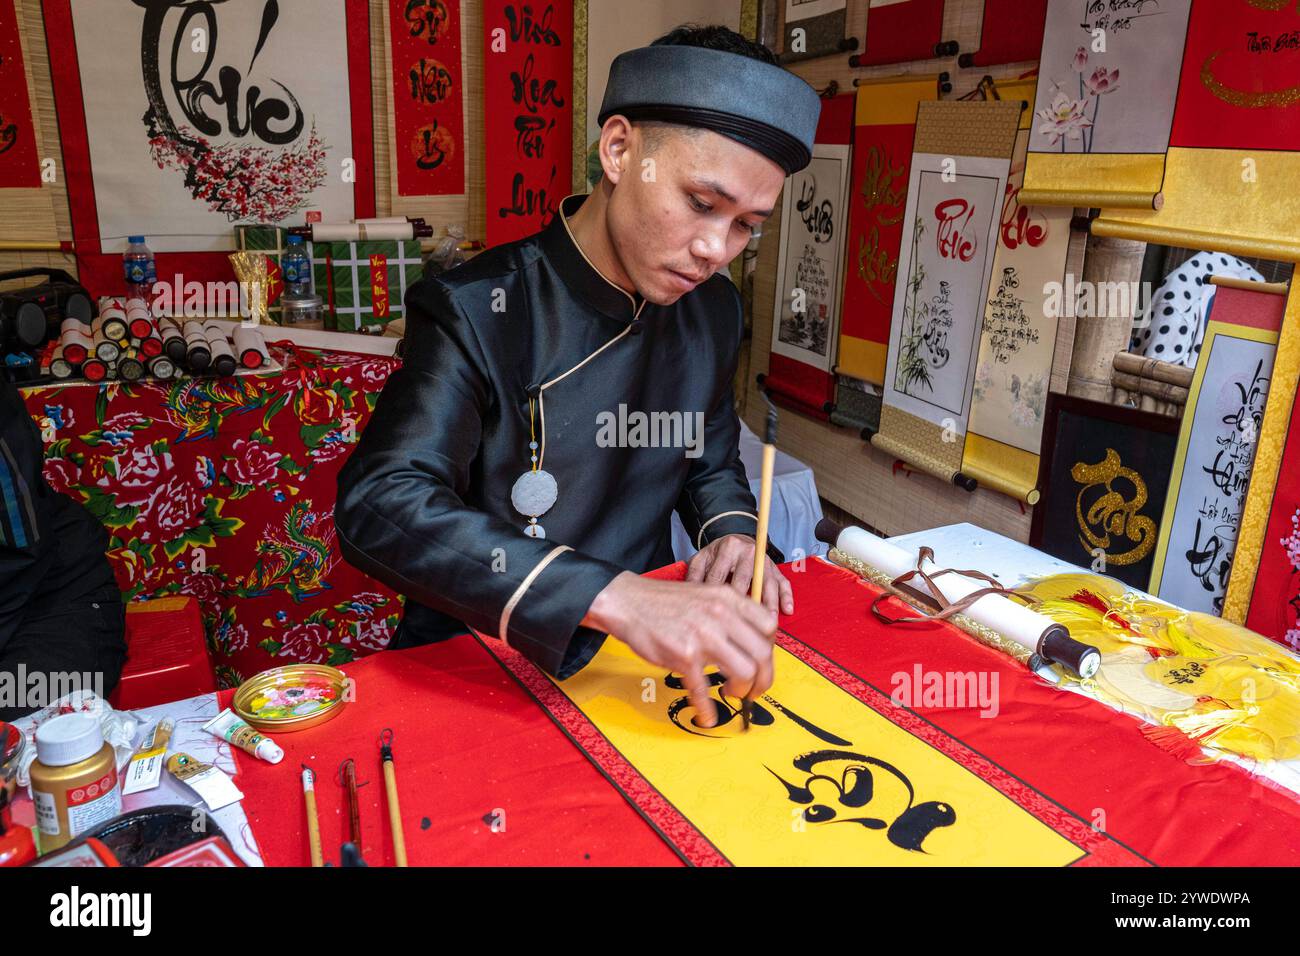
[20,346,404,688]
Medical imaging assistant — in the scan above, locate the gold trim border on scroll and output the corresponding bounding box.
[871,405,963,483]
[1223,287,1300,624]
[1093,148,1300,263]
[1020,153,1167,210]
[955,78,1054,507]
[1149,320,1282,601]
[960,434,1041,504]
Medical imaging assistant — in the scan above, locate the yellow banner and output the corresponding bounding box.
[1093,148,1300,262]
[549,637,1085,866]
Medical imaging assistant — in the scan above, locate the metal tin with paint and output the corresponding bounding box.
[233,663,349,733]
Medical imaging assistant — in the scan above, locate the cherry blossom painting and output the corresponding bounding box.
[66,0,359,253]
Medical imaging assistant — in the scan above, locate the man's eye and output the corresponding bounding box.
[736,220,756,234]
[689,195,711,212]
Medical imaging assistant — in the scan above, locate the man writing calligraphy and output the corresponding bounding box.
[337,25,821,725]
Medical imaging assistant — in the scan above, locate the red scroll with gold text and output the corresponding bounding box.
[1094,0,1300,261]
[837,76,940,387]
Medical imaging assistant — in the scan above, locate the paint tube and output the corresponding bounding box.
[166,753,243,811]
[201,709,284,765]
[122,717,174,796]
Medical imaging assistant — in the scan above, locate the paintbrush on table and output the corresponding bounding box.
[742,398,779,731]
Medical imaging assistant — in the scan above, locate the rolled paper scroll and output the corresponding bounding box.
[310,221,415,242]
[183,320,211,372]
[816,519,1100,677]
[58,327,92,364]
[203,322,237,377]
[49,347,75,380]
[157,317,186,364]
[232,325,269,369]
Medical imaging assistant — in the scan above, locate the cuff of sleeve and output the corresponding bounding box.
[696,511,758,549]
[502,547,624,679]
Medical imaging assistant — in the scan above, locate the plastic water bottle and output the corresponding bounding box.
[123,236,156,301]
[282,235,312,299]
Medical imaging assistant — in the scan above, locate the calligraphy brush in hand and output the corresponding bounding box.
[742,397,779,731]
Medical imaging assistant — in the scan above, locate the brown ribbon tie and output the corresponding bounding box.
[871,546,1041,626]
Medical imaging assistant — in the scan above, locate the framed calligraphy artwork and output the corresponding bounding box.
[1021,0,1192,210]
[0,0,40,188]
[44,0,375,293]
[1093,0,1300,262]
[765,92,853,421]
[961,79,1075,505]
[1031,394,1180,591]
[483,0,571,246]
[871,100,1019,485]
[837,75,939,390]
[1149,282,1285,615]
[389,0,466,197]
[1223,286,1300,647]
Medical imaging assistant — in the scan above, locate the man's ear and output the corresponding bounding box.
[599,115,633,185]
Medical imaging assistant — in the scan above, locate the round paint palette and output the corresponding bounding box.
[232,664,349,732]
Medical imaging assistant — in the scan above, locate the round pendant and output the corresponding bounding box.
[511,469,558,519]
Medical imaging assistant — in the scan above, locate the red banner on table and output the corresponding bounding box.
[960,0,1047,68]
[0,0,41,188]
[483,0,573,246]
[857,0,947,68]
[837,76,939,386]
[389,0,467,197]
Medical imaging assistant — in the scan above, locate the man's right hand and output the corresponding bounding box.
[580,571,778,728]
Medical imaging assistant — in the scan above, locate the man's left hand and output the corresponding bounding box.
[686,533,794,617]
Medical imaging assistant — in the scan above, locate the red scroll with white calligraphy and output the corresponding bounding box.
[1093,0,1300,261]
[765,93,855,421]
[961,79,1075,504]
[837,76,940,391]
[483,0,572,246]
[389,0,466,197]
[870,100,1020,486]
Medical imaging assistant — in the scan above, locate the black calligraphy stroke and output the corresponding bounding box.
[766,749,956,852]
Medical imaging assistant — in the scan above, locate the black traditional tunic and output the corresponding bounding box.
[336,192,769,678]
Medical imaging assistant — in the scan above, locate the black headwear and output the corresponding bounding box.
[597,45,822,175]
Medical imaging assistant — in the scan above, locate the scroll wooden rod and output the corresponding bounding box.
[853,70,952,93]
[0,240,73,252]
[1209,275,1290,296]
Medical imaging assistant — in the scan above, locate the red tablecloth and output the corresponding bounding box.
[21,346,403,687]
[232,559,1300,867]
